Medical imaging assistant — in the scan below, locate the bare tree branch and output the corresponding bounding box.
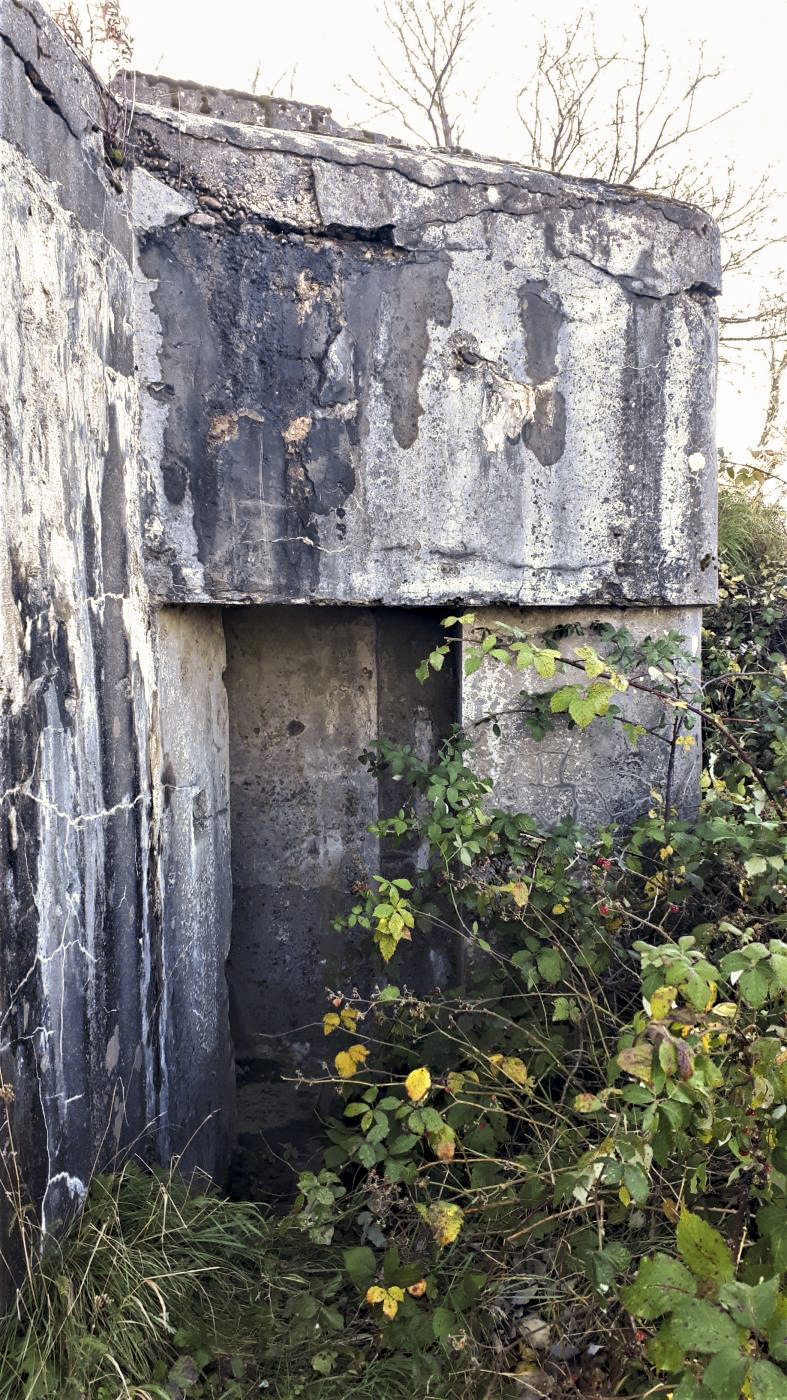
[351,0,478,149]
[514,9,787,469]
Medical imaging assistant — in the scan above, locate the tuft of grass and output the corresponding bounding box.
[717,485,787,574]
[0,1160,278,1398]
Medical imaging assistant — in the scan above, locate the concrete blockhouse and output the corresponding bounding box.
[0,0,718,1298]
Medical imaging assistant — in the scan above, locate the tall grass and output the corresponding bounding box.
[717,485,787,573]
[0,1160,278,1398]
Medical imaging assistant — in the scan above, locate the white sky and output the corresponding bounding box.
[51,0,787,457]
[119,0,786,174]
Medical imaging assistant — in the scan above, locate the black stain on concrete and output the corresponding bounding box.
[140,224,453,597]
[523,389,567,468]
[518,278,563,382]
[518,279,567,466]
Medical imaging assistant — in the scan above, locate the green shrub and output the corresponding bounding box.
[288,560,787,1397]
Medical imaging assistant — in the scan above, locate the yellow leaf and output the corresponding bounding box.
[407,1279,427,1297]
[663,1199,680,1224]
[446,1072,465,1095]
[335,1052,357,1079]
[648,986,675,1020]
[427,1202,463,1247]
[552,903,566,915]
[575,644,605,678]
[366,1285,403,1319]
[340,1006,359,1032]
[427,1124,457,1161]
[405,1067,431,1102]
[659,845,674,861]
[619,1185,631,1207]
[509,881,529,909]
[335,1044,368,1079]
[323,1013,341,1036]
[500,1057,534,1092]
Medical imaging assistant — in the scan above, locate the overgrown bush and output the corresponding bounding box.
[0,1151,473,1398]
[287,545,787,1397]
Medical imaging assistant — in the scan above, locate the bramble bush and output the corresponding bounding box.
[289,540,787,1398]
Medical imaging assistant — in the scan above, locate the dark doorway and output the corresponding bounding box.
[222,606,456,1196]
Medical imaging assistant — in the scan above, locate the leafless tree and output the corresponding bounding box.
[354,0,479,149]
[517,12,740,186]
[51,1,135,167]
[516,10,787,486]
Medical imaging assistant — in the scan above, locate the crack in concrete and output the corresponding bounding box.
[0,28,82,143]
[1,784,145,829]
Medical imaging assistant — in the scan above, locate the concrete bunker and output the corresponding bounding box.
[0,0,720,1301]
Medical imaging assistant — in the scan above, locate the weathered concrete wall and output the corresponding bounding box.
[0,0,155,1287]
[129,81,718,611]
[155,608,233,1171]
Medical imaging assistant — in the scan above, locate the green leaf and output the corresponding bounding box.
[377,985,401,1002]
[749,1358,787,1399]
[719,1275,780,1332]
[745,854,769,877]
[387,1133,418,1155]
[464,652,483,677]
[592,1242,631,1292]
[622,1084,655,1105]
[647,1319,686,1373]
[311,1350,336,1376]
[673,1377,708,1400]
[550,686,576,714]
[757,1206,787,1273]
[677,1211,734,1287]
[769,955,787,990]
[664,1297,741,1354]
[568,695,597,728]
[343,1246,377,1289]
[766,1293,787,1361]
[702,1346,748,1398]
[622,1163,650,1206]
[622,1253,697,1319]
[739,966,771,1008]
[537,948,563,984]
[432,1306,458,1346]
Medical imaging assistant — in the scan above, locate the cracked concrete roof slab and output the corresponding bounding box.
[129,79,719,610]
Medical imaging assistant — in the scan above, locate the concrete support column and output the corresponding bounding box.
[461,606,702,831]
